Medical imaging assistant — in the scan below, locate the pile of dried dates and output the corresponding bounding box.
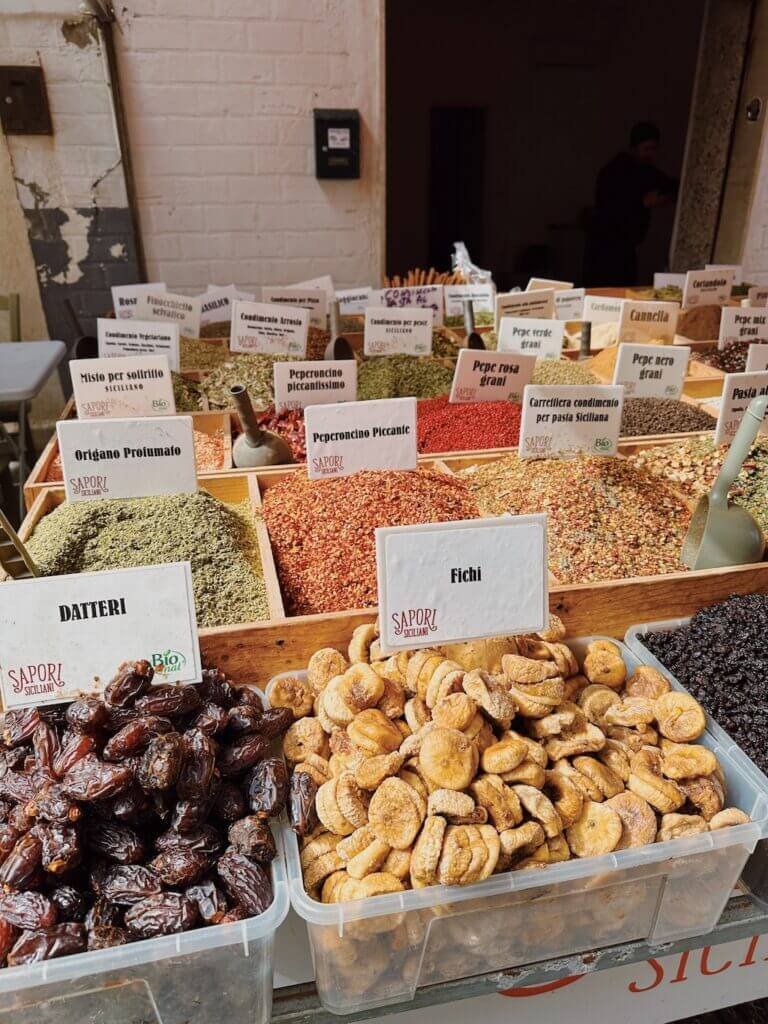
[0,659,290,967]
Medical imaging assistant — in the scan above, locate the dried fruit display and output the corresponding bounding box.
[0,659,284,970]
[283,620,751,902]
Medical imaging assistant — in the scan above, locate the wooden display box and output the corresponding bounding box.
[24,411,234,510]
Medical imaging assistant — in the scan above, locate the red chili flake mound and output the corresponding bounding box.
[262,469,480,615]
[254,406,306,462]
[417,395,522,454]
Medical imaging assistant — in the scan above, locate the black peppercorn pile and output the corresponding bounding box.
[642,593,768,774]
[0,659,290,968]
[620,398,716,437]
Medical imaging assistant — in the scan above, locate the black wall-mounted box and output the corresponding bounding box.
[0,66,52,135]
[313,108,360,179]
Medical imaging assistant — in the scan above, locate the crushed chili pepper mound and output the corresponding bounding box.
[262,469,480,615]
[417,395,522,453]
[255,405,306,462]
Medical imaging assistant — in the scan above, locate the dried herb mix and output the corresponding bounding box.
[26,493,269,627]
[357,354,455,401]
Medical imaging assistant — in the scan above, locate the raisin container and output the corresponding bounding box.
[273,639,768,1016]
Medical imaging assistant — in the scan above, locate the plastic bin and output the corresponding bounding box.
[272,639,768,1016]
[625,617,768,910]
[0,751,289,1024]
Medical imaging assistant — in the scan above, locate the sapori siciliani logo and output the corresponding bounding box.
[151,650,186,673]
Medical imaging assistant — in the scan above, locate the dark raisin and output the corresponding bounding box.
[61,755,132,802]
[228,816,276,863]
[218,734,269,778]
[104,661,154,708]
[0,830,42,890]
[102,864,162,906]
[154,825,222,858]
[211,781,245,823]
[87,925,130,950]
[2,708,41,748]
[177,731,217,800]
[49,885,89,923]
[7,923,86,965]
[185,879,227,924]
[258,707,293,738]
[27,782,81,824]
[137,733,185,791]
[289,771,318,837]
[34,822,82,875]
[52,732,96,778]
[66,698,109,735]
[217,851,272,916]
[0,891,57,930]
[246,757,288,817]
[136,685,201,718]
[125,893,198,938]
[192,703,229,737]
[226,706,262,737]
[149,848,209,886]
[84,821,144,864]
[103,717,172,761]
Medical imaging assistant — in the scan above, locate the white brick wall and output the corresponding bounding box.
[115,0,385,292]
[742,122,768,283]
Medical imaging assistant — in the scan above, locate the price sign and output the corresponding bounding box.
[519,385,624,459]
[714,371,768,445]
[371,285,444,326]
[274,360,357,412]
[682,268,734,308]
[97,318,180,371]
[612,343,690,399]
[555,288,586,320]
[71,356,175,419]
[134,290,202,339]
[200,285,255,327]
[618,300,679,343]
[497,317,564,358]
[57,416,197,502]
[375,515,548,654]
[336,287,372,314]
[449,349,536,403]
[111,282,166,320]
[261,286,327,329]
[304,397,417,479]
[230,300,309,356]
[495,289,555,328]
[0,563,201,709]
[582,296,622,323]
[364,306,433,355]
[718,308,768,349]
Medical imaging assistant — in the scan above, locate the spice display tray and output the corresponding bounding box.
[625,616,768,909]
[274,639,767,1016]
[23,411,235,510]
[0,848,289,1024]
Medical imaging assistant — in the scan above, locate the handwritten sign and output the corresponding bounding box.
[261,287,327,329]
[97,318,180,371]
[371,285,444,326]
[273,360,357,412]
[375,515,548,654]
[0,563,201,710]
[555,288,586,320]
[498,317,564,358]
[618,300,679,344]
[57,416,198,502]
[682,268,734,308]
[718,308,768,349]
[449,349,536,403]
[71,356,175,419]
[519,385,624,459]
[230,300,309,356]
[111,283,166,320]
[714,371,768,445]
[612,343,690,399]
[135,290,202,339]
[304,397,417,479]
[364,306,433,355]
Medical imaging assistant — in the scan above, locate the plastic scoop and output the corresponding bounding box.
[229,385,294,468]
[0,508,38,580]
[682,394,768,570]
[462,299,486,350]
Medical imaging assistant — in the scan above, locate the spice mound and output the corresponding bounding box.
[0,659,287,966]
[172,373,203,412]
[262,469,479,614]
[181,328,330,371]
[196,354,302,411]
[620,398,716,437]
[678,305,722,342]
[642,594,768,774]
[531,359,598,386]
[26,492,268,627]
[417,395,521,453]
[690,341,750,373]
[357,355,455,401]
[459,454,690,583]
[255,406,306,462]
[46,430,226,482]
[284,619,750,906]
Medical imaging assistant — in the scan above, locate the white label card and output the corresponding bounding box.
[526,277,573,292]
[97,318,180,372]
[498,317,564,358]
[519,385,624,458]
[261,287,327,329]
[653,273,686,290]
[292,275,335,301]
[274,360,357,412]
[746,344,768,373]
[230,300,309,356]
[375,515,548,654]
[582,296,623,323]
[495,289,555,328]
[71,356,175,419]
[747,286,768,307]
[364,306,433,355]
[336,287,372,314]
[618,300,679,343]
[200,286,255,327]
[0,563,201,709]
[706,263,743,285]
[371,286,444,326]
[714,371,768,445]
[305,397,416,479]
[682,268,734,308]
[57,416,198,502]
[111,283,166,320]
[449,349,536,403]
[443,284,496,317]
[555,288,586,320]
[612,344,690,399]
[134,291,202,339]
[718,307,768,349]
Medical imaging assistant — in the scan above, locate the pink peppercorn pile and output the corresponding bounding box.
[262,469,480,615]
[417,395,522,454]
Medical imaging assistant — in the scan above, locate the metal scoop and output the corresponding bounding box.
[462,299,486,350]
[325,300,355,361]
[682,394,768,570]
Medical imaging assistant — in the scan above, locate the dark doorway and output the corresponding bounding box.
[428,107,486,269]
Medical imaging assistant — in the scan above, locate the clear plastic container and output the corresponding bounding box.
[273,640,768,1016]
[625,617,768,909]
[0,682,290,1024]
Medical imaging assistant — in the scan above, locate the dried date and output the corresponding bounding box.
[103,704,140,734]
[235,687,264,711]
[8,802,35,833]
[137,733,184,792]
[7,923,86,965]
[171,795,215,835]
[258,707,293,738]
[196,669,235,708]
[102,864,162,906]
[218,735,268,778]
[0,891,57,930]
[103,716,172,761]
[3,746,31,771]
[34,822,81,875]
[0,770,35,805]
[66,698,109,735]
[33,722,59,773]
[125,893,198,938]
[226,705,262,738]
[49,886,89,923]
[27,782,81,824]
[104,660,154,708]
[0,800,10,823]
[148,848,209,887]
[136,685,201,718]
[211,781,245,823]
[192,703,229,737]
[185,880,227,924]
[2,708,41,748]
[154,824,222,858]
[246,757,288,818]
[98,784,151,825]
[216,851,272,916]
[52,732,96,778]
[228,816,276,864]
[87,925,129,950]
[0,825,19,864]
[0,918,18,965]
[84,821,144,865]
[289,771,318,838]
[0,830,42,890]
[219,906,248,924]
[85,897,123,930]
[61,755,132,802]
[176,730,217,800]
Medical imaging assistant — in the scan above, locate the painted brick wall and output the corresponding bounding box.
[114,0,385,292]
[741,121,768,284]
